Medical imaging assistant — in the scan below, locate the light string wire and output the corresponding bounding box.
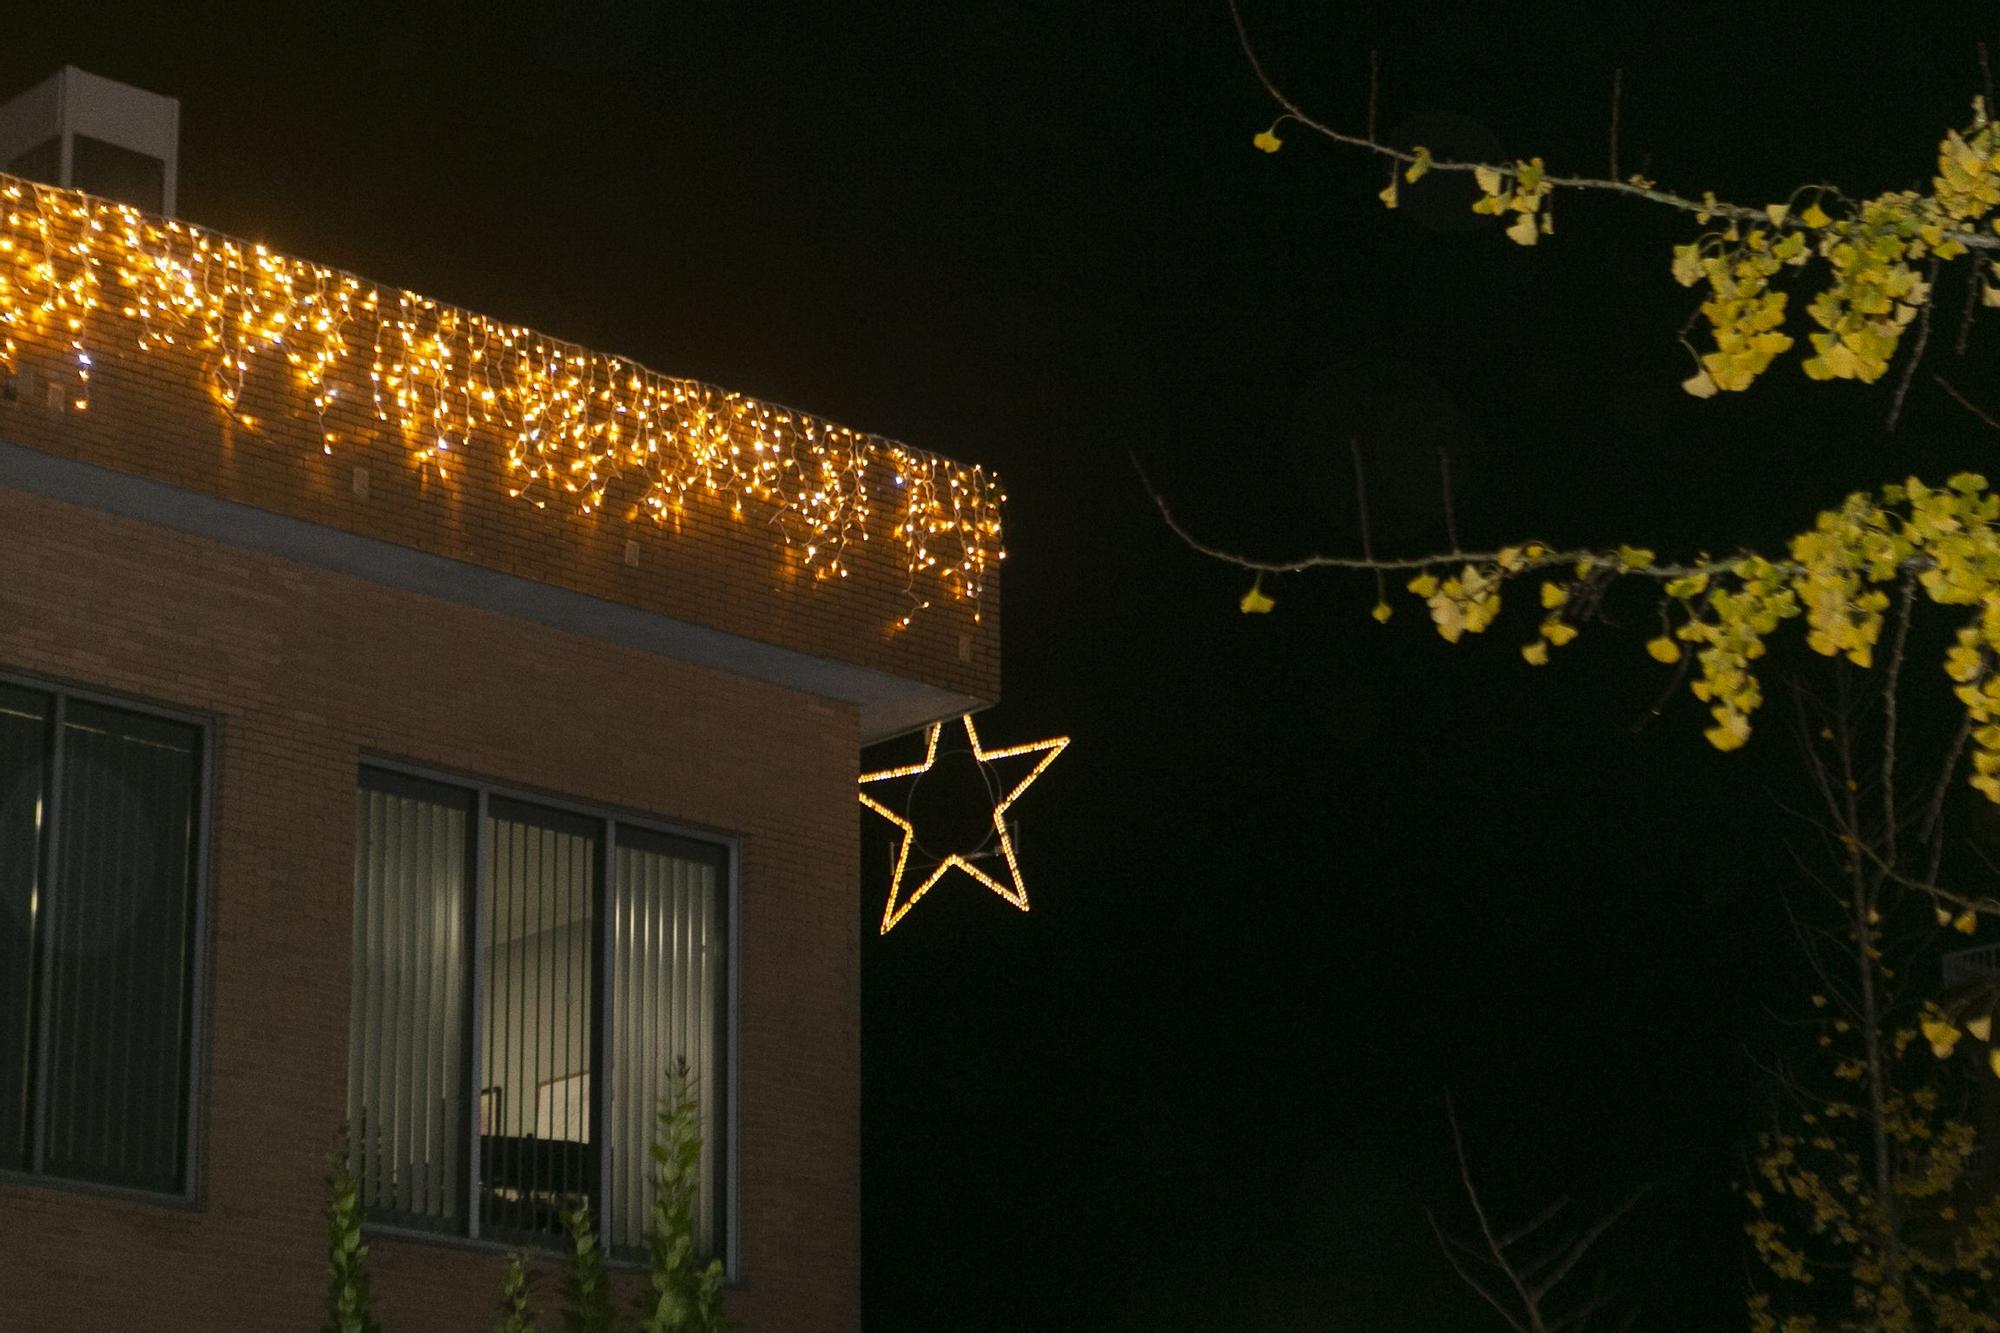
[0,171,1005,624]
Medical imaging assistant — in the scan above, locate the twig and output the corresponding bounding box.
[1879,572,1916,864]
[1351,437,1388,610]
[1227,0,2000,252]
[1956,250,1980,357]
[1935,373,2000,432]
[1438,446,1461,551]
[1366,49,1379,143]
[1447,1097,1549,1331]
[1884,260,1939,431]
[1608,69,1623,182]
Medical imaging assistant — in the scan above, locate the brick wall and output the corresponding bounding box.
[0,485,861,1331]
[0,183,1001,707]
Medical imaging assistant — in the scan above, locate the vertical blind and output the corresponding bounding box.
[0,683,203,1195]
[609,832,724,1255]
[348,777,469,1229]
[349,767,727,1257]
[481,802,596,1240]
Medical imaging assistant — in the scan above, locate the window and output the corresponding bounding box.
[0,678,207,1197]
[348,766,729,1259]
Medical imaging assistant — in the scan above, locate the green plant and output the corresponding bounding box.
[637,1061,728,1333]
[561,1205,616,1333]
[324,1127,381,1333]
[495,1250,538,1333]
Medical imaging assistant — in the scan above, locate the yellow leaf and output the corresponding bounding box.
[1403,148,1432,183]
[1521,640,1550,666]
[1253,126,1283,154]
[1378,179,1399,210]
[1765,202,1790,226]
[1811,994,1827,1007]
[1505,213,1539,247]
[1925,1017,1963,1058]
[1371,601,1393,624]
[1681,369,1720,399]
[1800,201,1831,228]
[1408,572,1439,597]
[1958,911,1980,935]
[1239,579,1275,614]
[1542,618,1578,646]
[1473,165,1503,196]
[1617,545,1656,571]
[1989,1047,2000,1079]
[1646,636,1681,664]
[1540,582,1567,609]
[1940,906,1956,926]
[1970,1015,1993,1042]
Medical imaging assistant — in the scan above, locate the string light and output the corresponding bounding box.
[0,172,1005,622]
[858,713,1068,934]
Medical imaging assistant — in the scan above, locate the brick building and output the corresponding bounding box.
[0,70,1002,1329]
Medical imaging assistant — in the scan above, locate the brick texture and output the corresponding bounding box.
[0,486,863,1331]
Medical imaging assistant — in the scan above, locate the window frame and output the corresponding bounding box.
[0,666,215,1210]
[355,755,740,1275]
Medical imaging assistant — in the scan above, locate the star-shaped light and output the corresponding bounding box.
[858,713,1068,934]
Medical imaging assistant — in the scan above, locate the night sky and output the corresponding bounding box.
[17,2,2000,1327]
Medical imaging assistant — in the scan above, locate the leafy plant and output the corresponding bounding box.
[637,1060,728,1333]
[495,1251,539,1333]
[324,1127,381,1333]
[560,1205,617,1333]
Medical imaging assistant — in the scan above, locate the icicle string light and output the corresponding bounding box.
[0,173,1005,621]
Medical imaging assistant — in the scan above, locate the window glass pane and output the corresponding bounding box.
[0,684,49,1172]
[480,800,597,1242]
[608,831,724,1257]
[350,773,469,1230]
[40,700,200,1193]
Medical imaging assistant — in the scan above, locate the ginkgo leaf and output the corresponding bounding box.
[1970,1014,1993,1042]
[1239,579,1275,614]
[1681,369,1720,398]
[1371,601,1393,624]
[1473,165,1503,196]
[1646,636,1682,664]
[1407,572,1439,597]
[1253,126,1284,154]
[1540,582,1567,609]
[1958,911,1979,935]
[1521,640,1550,666]
[1404,148,1433,183]
[1923,1017,1962,1058]
[1800,201,1831,228]
[1379,180,1399,210]
[1505,213,1539,246]
[1990,1047,2000,1079]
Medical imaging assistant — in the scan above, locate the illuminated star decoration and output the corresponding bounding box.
[858,713,1068,934]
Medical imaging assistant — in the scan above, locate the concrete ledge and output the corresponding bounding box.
[0,437,977,743]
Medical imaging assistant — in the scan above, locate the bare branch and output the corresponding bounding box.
[1885,260,1940,431]
[1934,373,2000,432]
[1227,0,2000,251]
